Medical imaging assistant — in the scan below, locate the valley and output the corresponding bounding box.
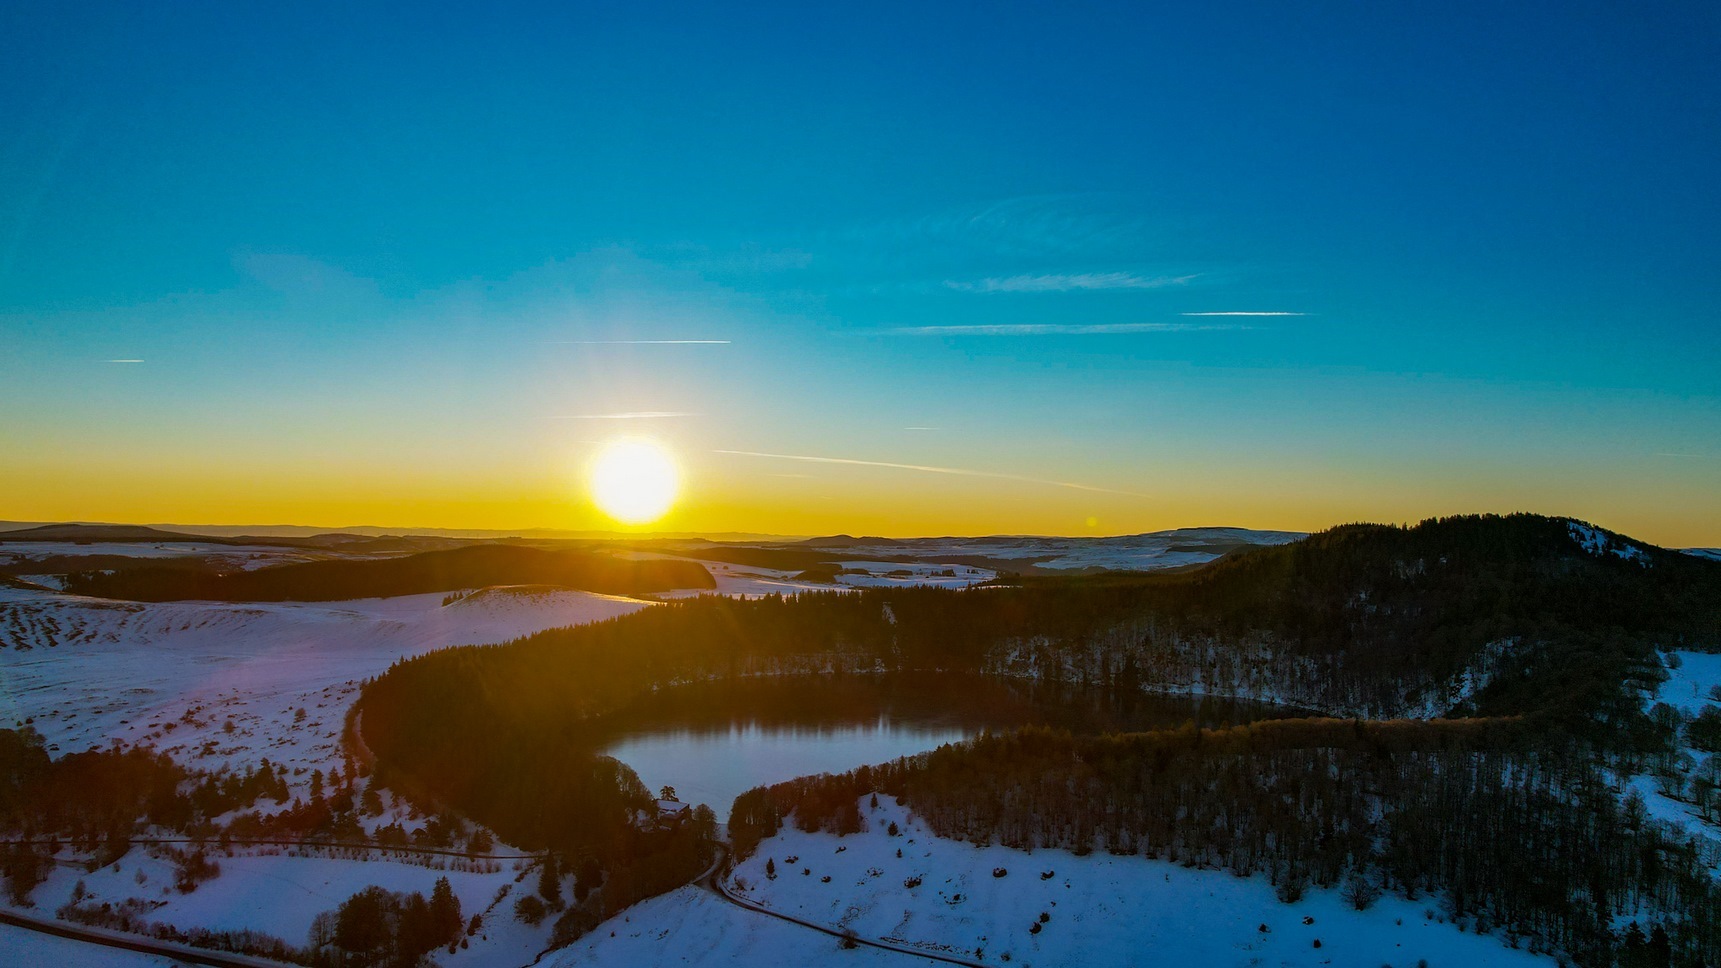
[2,516,1718,967]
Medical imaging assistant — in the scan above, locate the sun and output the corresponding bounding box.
[589,438,680,525]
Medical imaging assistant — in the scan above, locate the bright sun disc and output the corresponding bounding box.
[590,438,680,524]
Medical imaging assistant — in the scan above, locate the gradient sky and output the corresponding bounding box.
[3,2,1719,544]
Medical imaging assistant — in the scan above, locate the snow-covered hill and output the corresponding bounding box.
[0,585,651,798]
[562,795,1552,968]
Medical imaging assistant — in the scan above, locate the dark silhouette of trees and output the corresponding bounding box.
[62,544,713,602]
[313,881,462,967]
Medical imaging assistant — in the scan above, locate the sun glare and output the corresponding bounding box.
[589,438,680,525]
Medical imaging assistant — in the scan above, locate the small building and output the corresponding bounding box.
[634,798,691,833]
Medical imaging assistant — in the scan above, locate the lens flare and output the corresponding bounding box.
[589,438,680,524]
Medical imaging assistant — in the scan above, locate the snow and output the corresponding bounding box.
[563,795,1553,968]
[0,541,304,561]
[1622,772,1713,834]
[0,582,666,965]
[1565,521,1651,566]
[555,884,907,967]
[824,561,995,590]
[1659,651,1721,717]
[657,563,858,600]
[28,846,548,966]
[0,923,185,967]
[656,560,994,599]
[0,541,322,573]
[1620,652,1721,866]
[1683,548,1721,562]
[801,528,1304,574]
[0,585,651,797]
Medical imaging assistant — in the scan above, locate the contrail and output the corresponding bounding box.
[546,339,731,345]
[715,449,1147,497]
[1179,311,1306,316]
[882,322,1242,336]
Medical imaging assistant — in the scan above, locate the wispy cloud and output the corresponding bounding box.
[551,411,699,420]
[903,426,939,431]
[715,449,1147,497]
[104,359,145,363]
[946,272,1197,293]
[879,322,1247,337]
[545,339,731,345]
[1181,311,1307,317]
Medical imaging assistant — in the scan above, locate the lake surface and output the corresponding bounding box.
[593,673,1299,814]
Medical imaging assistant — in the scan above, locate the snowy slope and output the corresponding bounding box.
[562,795,1552,968]
[554,885,907,967]
[1615,651,1721,872]
[1565,521,1651,565]
[1661,651,1721,716]
[0,923,185,967]
[0,585,651,797]
[0,582,667,965]
[30,846,551,968]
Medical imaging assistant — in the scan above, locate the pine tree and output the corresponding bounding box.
[430,876,462,947]
[538,852,563,909]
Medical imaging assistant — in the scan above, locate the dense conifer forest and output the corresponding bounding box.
[730,723,1721,965]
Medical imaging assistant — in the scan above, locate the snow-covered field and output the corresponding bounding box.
[553,885,910,967]
[563,795,1551,968]
[0,923,185,967]
[0,580,656,964]
[1660,651,1721,717]
[30,846,549,967]
[658,560,994,600]
[0,585,651,798]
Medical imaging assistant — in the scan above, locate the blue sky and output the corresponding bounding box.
[3,1,1719,541]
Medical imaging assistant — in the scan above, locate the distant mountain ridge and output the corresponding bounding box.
[58,544,715,602]
[0,523,305,546]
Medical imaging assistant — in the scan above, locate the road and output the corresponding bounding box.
[5,837,987,968]
[698,843,988,968]
[0,907,295,968]
[1,836,537,861]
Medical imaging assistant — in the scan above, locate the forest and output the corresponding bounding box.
[59,544,714,601]
[8,514,1717,962]
[729,723,1721,966]
[347,514,1721,961]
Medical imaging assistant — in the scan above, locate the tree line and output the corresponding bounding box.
[731,721,1721,967]
[61,544,714,601]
